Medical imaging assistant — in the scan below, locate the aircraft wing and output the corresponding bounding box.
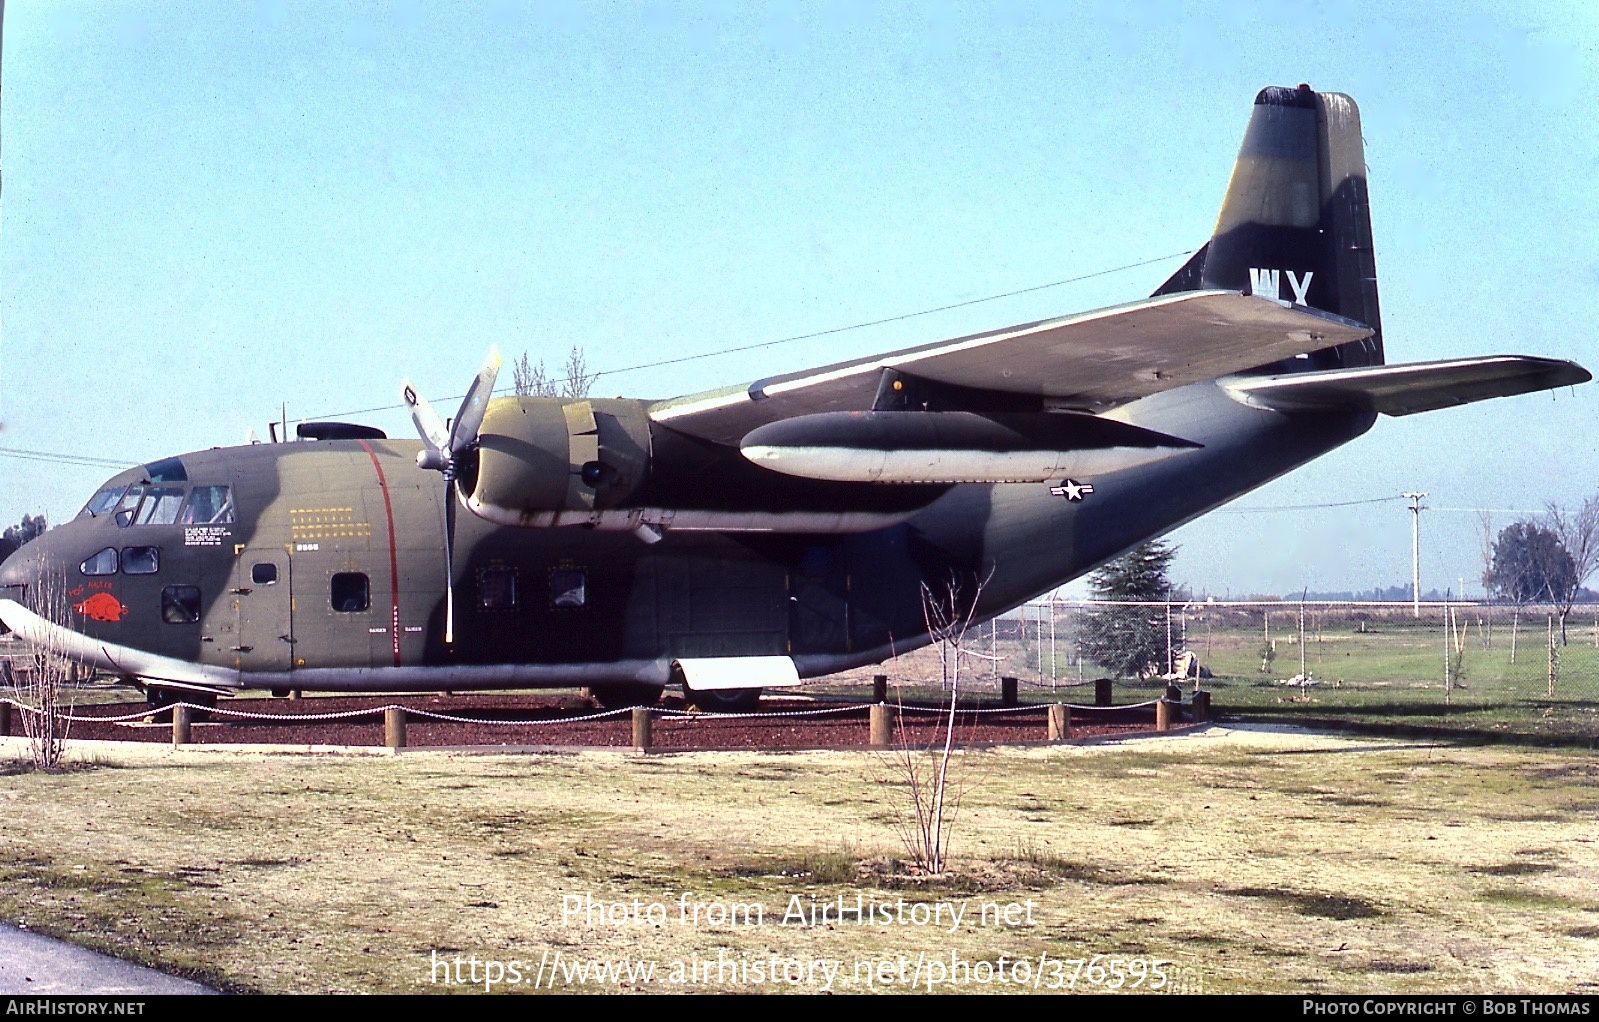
[649,291,1373,445]
[1223,356,1591,416]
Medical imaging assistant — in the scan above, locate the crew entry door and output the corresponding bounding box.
[232,549,294,673]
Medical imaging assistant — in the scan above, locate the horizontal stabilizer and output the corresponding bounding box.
[1224,356,1590,416]
[741,411,1200,483]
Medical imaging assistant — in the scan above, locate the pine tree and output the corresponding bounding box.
[1077,540,1179,678]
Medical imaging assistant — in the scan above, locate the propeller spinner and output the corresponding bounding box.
[401,346,503,644]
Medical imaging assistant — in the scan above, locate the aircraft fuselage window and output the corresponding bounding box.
[121,547,160,575]
[162,585,202,623]
[479,568,518,609]
[79,486,128,520]
[252,563,278,586]
[181,486,235,525]
[80,548,119,576]
[114,486,186,527]
[550,569,586,608]
[330,573,370,613]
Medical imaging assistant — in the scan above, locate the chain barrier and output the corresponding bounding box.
[2,692,1174,733]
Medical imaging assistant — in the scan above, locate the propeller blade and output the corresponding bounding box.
[444,480,457,644]
[401,377,451,454]
[446,345,503,457]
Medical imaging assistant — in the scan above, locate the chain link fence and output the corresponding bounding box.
[973,599,1599,742]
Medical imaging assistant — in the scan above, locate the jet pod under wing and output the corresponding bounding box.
[1223,356,1591,416]
[650,290,1373,445]
[740,410,1201,484]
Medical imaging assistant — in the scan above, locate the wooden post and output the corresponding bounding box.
[1191,690,1211,723]
[872,674,888,702]
[384,707,407,750]
[172,704,191,747]
[1155,698,1174,733]
[1000,676,1018,707]
[1094,678,1112,707]
[1165,683,1183,703]
[1547,615,1557,698]
[869,703,892,747]
[0,700,10,737]
[631,707,652,752]
[1047,703,1070,741]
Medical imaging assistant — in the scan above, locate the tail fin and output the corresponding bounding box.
[1155,85,1383,369]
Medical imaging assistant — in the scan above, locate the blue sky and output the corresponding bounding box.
[2,1,1595,598]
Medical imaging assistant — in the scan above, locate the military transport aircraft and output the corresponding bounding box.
[0,85,1588,710]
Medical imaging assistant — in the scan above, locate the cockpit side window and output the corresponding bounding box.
[114,486,186,527]
[80,548,119,576]
[78,486,128,520]
[135,488,184,526]
[180,486,235,525]
[122,547,159,575]
[113,489,143,527]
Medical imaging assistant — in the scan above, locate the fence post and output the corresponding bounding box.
[872,674,888,703]
[172,704,191,747]
[1155,698,1174,733]
[869,703,892,747]
[1191,690,1211,723]
[1548,615,1557,698]
[384,707,407,750]
[0,699,9,737]
[1047,704,1070,741]
[1000,676,1018,707]
[632,707,653,752]
[1094,678,1112,707]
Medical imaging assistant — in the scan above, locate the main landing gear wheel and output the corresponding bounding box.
[585,683,664,711]
[686,687,763,713]
[144,686,216,722]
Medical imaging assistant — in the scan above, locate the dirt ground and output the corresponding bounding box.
[1,724,1596,994]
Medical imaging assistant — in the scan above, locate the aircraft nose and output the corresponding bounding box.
[0,540,35,590]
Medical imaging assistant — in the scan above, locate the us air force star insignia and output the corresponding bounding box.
[1049,479,1093,501]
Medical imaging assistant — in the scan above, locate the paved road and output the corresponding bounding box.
[0,924,215,995]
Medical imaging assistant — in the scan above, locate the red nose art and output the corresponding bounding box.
[73,592,126,623]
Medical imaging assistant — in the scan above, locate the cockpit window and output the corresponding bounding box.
[180,486,235,525]
[78,486,129,520]
[122,547,159,575]
[114,486,185,527]
[143,457,188,483]
[80,548,119,576]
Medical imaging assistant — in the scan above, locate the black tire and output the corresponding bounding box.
[145,686,215,722]
[587,683,664,711]
[684,686,763,713]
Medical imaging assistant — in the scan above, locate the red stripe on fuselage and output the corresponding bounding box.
[358,440,404,667]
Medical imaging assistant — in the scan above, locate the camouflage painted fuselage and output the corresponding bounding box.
[0,381,1372,693]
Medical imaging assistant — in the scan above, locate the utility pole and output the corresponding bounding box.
[1403,491,1428,618]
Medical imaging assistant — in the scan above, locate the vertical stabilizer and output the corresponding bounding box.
[1155,85,1383,369]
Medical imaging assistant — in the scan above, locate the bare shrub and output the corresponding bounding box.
[4,568,76,769]
[879,571,990,875]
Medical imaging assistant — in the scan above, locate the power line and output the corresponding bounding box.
[0,446,132,469]
[1215,495,1405,514]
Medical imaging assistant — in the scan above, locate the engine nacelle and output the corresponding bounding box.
[464,397,652,523]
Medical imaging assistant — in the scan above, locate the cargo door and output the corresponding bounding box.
[231,549,295,673]
[788,543,851,655]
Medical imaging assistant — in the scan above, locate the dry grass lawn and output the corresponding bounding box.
[1,726,1596,994]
